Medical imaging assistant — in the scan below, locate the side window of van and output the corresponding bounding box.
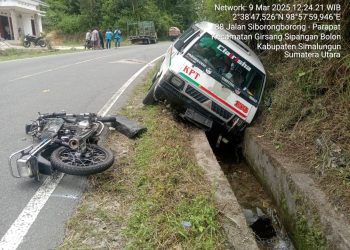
[247,73,264,101]
[174,26,199,51]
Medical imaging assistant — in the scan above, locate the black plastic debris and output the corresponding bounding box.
[113,115,147,138]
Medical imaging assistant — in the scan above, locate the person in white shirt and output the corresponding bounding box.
[85,29,91,49]
[90,28,100,50]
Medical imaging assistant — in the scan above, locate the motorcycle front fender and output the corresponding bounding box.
[37,153,54,175]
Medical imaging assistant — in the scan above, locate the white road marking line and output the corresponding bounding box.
[74,59,95,64]
[99,54,163,117]
[109,59,147,64]
[51,194,79,200]
[0,172,64,250]
[0,44,142,65]
[0,54,163,250]
[8,55,113,82]
[9,70,53,81]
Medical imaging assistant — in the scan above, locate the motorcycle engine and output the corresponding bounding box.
[78,120,90,129]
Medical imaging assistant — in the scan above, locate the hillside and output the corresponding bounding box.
[201,0,350,214]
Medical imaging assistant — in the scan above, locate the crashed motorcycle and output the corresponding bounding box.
[9,112,144,180]
[23,34,47,48]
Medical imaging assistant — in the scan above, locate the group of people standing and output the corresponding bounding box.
[85,28,122,50]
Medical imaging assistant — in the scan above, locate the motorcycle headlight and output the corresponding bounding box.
[170,75,185,89]
[17,155,35,178]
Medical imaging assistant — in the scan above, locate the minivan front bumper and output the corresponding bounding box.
[156,78,239,133]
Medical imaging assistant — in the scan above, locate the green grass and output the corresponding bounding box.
[257,49,350,240]
[120,66,223,249]
[0,48,81,61]
[58,62,224,249]
[260,51,350,182]
[49,31,131,47]
[122,104,222,249]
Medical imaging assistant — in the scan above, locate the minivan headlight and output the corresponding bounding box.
[170,75,185,89]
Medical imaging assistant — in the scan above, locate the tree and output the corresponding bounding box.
[43,0,198,36]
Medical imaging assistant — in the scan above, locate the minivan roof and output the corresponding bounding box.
[195,21,266,74]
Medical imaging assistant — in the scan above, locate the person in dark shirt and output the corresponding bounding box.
[98,28,104,49]
[114,28,121,48]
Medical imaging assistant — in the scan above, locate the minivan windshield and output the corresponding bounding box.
[184,33,265,105]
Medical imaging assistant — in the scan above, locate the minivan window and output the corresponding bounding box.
[174,26,198,51]
[245,72,264,102]
[184,33,265,105]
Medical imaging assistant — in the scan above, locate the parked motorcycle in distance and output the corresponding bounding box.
[23,34,47,48]
[84,39,92,49]
[9,112,146,180]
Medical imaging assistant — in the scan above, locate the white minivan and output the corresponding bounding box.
[144,21,266,141]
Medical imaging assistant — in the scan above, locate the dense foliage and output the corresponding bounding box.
[43,0,198,37]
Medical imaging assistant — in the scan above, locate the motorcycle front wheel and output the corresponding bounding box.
[23,41,31,48]
[38,39,47,47]
[50,144,114,175]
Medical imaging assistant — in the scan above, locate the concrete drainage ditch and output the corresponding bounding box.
[243,127,350,250]
[212,140,294,250]
[193,126,350,249]
[192,129,293,249]
[191,130,259,250]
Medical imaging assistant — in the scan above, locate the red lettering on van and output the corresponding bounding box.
[183,66,200,80]
[183,65,190,73]
[234,101,249,113]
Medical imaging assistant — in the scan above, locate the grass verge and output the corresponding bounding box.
[58,64,224,249]
[46,31,132,47]
[257,51,350,215]
[0,48,81,61]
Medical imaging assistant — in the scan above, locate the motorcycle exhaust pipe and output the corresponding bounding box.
[68,138,80,150]
[68,125,97,150]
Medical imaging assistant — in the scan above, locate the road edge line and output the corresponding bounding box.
[0,54,164,250]
[0,173,64,250]
[98,54,164,117]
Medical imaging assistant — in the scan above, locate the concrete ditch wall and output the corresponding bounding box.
[191,130,259,250]
[243,127,350,250]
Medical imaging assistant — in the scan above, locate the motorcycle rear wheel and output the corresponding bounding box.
[50,144,114,175]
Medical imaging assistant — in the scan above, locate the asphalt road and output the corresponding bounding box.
[0,42,170,250]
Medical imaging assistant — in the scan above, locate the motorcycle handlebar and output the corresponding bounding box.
[39,112,67,118]
[38,112,116,123]
[97,116,116,123]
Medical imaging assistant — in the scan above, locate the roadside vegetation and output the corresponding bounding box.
[43,0,198,39]
[0,48,81,61]
[58,65,225,249]
[7,0,349,245]
[202,0,350,214]
[259,50,350,213]
[45,31,131,47]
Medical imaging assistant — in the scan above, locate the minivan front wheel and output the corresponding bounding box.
[143,71,162,105]
[143,81,157,105]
